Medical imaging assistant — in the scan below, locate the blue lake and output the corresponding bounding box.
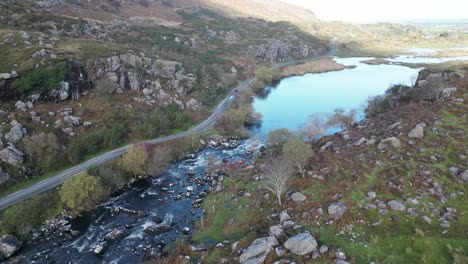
[251,57,422,137]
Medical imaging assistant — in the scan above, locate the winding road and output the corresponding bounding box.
[0,42,337,211]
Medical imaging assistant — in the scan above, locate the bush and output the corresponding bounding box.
[119,145,150,178]
[60,172,109,215]
[14,62,68,93]
[0,191,62,239]
[23,132,62,173]
[87,164,130,193]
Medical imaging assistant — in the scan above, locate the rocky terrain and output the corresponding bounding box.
[149,66,467,263]
[0,0,329,192]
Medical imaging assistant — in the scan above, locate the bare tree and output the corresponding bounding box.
[261,157,293,205]
[326,108,357,129]
[300,113,331,142]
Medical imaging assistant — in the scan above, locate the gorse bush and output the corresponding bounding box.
[15,62,68,93]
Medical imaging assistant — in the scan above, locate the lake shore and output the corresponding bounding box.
[279,58,355,78]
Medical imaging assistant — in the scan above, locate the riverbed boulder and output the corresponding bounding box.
[377,137,401,150]
[0,235,22,259]
[239,236,278,264]
[0,146,24,167]
[328,202,347,220]
[104,229,129,241]
[284,233,318,256]
[144,223,172,236]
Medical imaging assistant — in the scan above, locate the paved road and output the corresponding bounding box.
[0,42,337,211]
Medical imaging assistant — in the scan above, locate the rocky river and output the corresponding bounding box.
[11,139,263,263]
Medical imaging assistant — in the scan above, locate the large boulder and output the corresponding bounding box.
[104,230,129,241]
[388,200,406,211]
[239,236,278,264]
[0,146,24,167]
[5,121,26,143]
[269,225,285,239]
[377,137,401,150]
[284,233,318,256]
[0,235,22,259]
[328,202,347,220]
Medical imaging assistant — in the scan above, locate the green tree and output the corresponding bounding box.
[60,173,108,215]
[266,129,295,155]
[282,137,314,178]
[23,132,62,172]
[119,145,150,178]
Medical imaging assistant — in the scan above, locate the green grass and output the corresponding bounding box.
[351,167,381,203]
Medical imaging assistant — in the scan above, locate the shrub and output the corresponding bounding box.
[15,62,68,93]
[60,172,109,215]
[119,145,150,178]
[23,132,62,172]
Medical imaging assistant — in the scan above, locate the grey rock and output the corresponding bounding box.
[311,251,321,259]
[408,126,424,139]
[186,98,201,111]
[422,216,432,224]
[388,200,406,211]
[353,137,366,146]
[334,260,351,264]
[367,191,376,200]
[291,192,307,203]
[64,115,81,127]
[0,235,22,259]
[275,246,286,257]
[239,236,278,264]
[104,230,129,241]
[378,137,401,150]
[284,233,318,256]
[282,220,295,229]
[328,202,347,220]
[279,211,291,223]
[58,108,73,116]
[320,245,329,254]
[336,251,347,260]
[5,121,25,143]
[460,170,468,182]
[269,225,285,239]
[448,167,459,176]
[14,101,26,111]
[93,242,108,255]
[0,146,24,167]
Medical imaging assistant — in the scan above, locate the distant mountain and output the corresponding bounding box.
[199,0,318,23]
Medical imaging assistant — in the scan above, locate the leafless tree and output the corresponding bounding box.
[326,108,357,129]
[300,113,331,142]
[261,157,293,205]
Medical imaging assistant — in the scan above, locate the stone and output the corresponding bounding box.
[0,235,22,259]
[378,137,401,150]
[21,31,30,39]
[144,223,172,236]
[269,225,285,239]
[328,202,347,220]
[239,236,278,264]
[460,170,468,182]
[367,191,376,200]
[284,233,318,256]
[275,246,286,257]
[104,230,129,241]
[186,98,201,111]
[336,251,347,260]
[93,242,108,255]
[279,211,291,223]
[408,126,424,139]
[291,192,307,203]
[448,167,459,176]
[422,216,432,224]
[5,121,25,143]
[83,122,92,127]
[64,115,81,127]
[319,245,329,254]
[14,101,26,111]
[0,146,24,167]
[354,137,366,146]
[282,220,295,229]
[388,200,406,211]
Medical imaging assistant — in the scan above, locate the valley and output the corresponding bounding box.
[0,0,467,263]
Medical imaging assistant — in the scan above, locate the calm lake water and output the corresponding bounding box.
[251,57,421,137]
